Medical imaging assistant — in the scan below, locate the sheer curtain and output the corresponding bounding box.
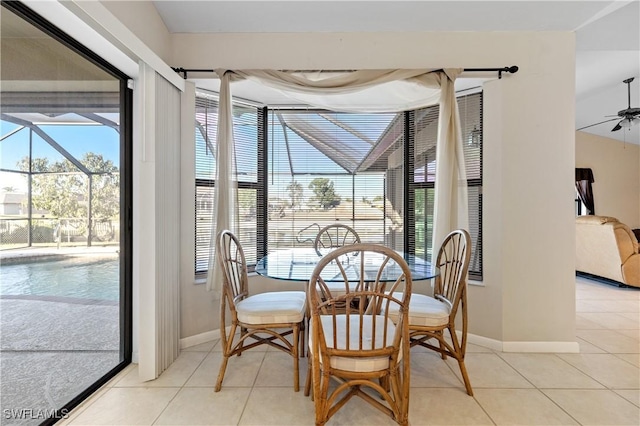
[432,73,469,254]
[206,68,469,292]
[205,71,237,293]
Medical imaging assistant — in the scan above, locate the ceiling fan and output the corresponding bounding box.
[579,77,640,132]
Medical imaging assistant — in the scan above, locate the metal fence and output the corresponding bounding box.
[0,217,119,249]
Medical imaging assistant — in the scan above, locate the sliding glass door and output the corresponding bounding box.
[0,3,131,424]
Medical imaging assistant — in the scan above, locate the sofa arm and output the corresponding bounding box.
[621,254,640,288]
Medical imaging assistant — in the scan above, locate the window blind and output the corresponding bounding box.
[195,93,261,273]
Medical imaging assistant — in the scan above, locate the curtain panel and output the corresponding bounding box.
[137,64,181,381]
[575,167,594,183]
[432,74,469,254]
[575,167,595,215]
[206,71,238,294]
[207,68,468,293]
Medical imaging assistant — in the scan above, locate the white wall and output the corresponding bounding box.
[576,131,640,228]
[101,0,172,63]
[171,31,578,350]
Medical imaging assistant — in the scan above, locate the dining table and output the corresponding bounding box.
[255,247,438,283]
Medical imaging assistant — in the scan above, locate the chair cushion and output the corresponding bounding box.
[236,291,306,324]
[321,281,359,296]
[309,314,401,372]
[387,292,450,327]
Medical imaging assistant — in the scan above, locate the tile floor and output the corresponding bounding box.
[61,276,639,425]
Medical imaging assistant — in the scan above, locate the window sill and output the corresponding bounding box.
[469,279,484,287]
[194,271,259,285]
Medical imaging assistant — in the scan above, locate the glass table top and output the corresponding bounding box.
[255,247,438,282]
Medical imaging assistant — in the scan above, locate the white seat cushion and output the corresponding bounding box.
[236,291,306,324]
[309,314,401,372]
[387,292,450,327]
[321,281,359,296]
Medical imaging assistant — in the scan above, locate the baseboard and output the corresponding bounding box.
[465,332,580,353]
[502,340,580,353]
[181,328,579,353]
[466,333,503,351]
[180,329,222,349]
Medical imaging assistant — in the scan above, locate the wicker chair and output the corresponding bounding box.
[305,243,412,426]
[313,224,362,300]
[314,224,361,256]
[215,230,306,392]
[387,229,473,396]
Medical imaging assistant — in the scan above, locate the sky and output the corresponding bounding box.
[1,118,120,192]
[2,110,389,202]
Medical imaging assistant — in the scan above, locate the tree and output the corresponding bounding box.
[2,186,17,192]
[237,189,256,217]
[83,153,119,220]
[308,178,341,210]
[286,180,303,209]
[17,153,119,220]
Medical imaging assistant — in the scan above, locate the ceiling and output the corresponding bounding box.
[153,0,640,144]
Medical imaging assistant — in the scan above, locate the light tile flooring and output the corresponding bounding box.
[62,276,639,425]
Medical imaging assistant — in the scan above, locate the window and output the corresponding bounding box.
[409,93,483,279]
[266,110,404,251]
[194,92,483,280]
[195,93,263,273]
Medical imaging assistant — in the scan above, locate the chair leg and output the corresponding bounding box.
[299,318,306,358]
[438,331,447,360]
[304,355,312,397]
[215,323,237,392]
[215,355,230,392]
[448,325,473,396]
[457,358,473,396]
[238,327,247,356]
[379,376,390,393]
[315,370,330,426]
[293,325,300,392]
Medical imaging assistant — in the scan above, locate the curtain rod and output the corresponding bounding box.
[171,66,519,80]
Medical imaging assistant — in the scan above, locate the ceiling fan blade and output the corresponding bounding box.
[611,121,622,132]
[576,118,619,131]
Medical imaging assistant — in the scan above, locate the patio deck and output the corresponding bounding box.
[1,246,121,425]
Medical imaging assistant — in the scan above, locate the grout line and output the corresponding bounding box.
[151,348,213,425]
[537,387,584,425]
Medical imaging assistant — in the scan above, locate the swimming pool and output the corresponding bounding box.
[0,257,120,301]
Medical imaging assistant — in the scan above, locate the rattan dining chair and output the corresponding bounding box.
[314,223,361,256]
[215,229,306,392]
[305,243,412,426]
[313,224,362,301]
[387,229,473,396]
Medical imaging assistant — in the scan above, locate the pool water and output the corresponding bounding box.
[0,257,120,301]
